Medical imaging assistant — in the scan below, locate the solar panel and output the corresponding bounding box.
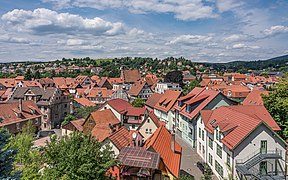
[118,146,160,169]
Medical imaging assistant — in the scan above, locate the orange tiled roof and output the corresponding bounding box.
[202,105,281,150]
[74,98,96,107]
[242,90,269,105]
[108,126,131,150]
[90,109,121,142]
[145,126,181,178]
[154,90,182,113]
[106,98,133,114]
[70,118,85,131]
[145,93,163,109]
[0,78,16,88]
[129,80,148,96]
[0,100,42,127]
[122,69,141,83]
[87,88,113,98]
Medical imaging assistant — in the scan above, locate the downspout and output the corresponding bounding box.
[232,151,235,179]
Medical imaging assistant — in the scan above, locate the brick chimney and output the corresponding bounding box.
[19,99,23,112]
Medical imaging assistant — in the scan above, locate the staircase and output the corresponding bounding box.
[236,150,283,179]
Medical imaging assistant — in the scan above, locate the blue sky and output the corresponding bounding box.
[0,0,287,62]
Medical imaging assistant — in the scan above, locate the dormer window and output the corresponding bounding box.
[186,105,192,113]
[178,100,184,107]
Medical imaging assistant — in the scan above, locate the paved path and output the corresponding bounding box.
[176,134,204,179]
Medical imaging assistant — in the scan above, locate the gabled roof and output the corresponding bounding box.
[145,93,163,109]
[97,77,112,88]
[106,98,133,114]
[242,90,268,105]
[62,118,85,131]
[180,89,222,120]
[144,126,181,178]
[86,88,113,98]
[89,109,121,142]
[126,107,146,116]
[154,90,182,113]
[74,98,96,107]
[201,105,281,150]
[129,80,150,96]
[0,100,42,127]
[147,111,165,127]
[108,126,131,150]
[122,69,141,83]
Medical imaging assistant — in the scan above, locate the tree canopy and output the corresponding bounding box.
[263,78,288,140]
[0,128,18,179]
[164,70,183,85]
[131,98,144,108]
[42,132,118,180]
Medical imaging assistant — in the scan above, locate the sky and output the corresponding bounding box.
[0,0,287,63]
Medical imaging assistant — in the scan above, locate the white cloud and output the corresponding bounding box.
[224,34,241,42]
[72,0,218,21]
[230,43,260,49]
[168,35,212,45]
[263,25,288,36]
[216,0,244,13]
[42,0,71,9]
[1,8,124,36]
[0,35,30,44]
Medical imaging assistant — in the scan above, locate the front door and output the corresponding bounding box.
[260,161,267,175]
[260,140,267,154]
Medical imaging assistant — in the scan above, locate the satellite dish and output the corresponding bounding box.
[132,132,137,139]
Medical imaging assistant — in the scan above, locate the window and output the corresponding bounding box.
[147,118,150,123]
[44,114,48,119]
[199,142,201,151]
[64,104,67,108]
[216,129,220,140]
[132,124,135,129]
[202,130,204,141]
[35,118,38,125]
[209,137,213,149]
[16,123,20,130]
[199,128,201,138]
[208,153,213,165]
[149,129,152,134]
[145,128,149,134]
[216,144,222,158]
[215,160,223,177]
[227,153,231,167]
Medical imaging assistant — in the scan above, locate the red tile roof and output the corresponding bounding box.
[154,90,182,113]
[90,109,121,142]
[70,118,85,131]
[126,107,146,116]
[106,98,133,114]
[148,111,165,127]
[145,126,181,178]
[108,126,131,150]
[74,98,96,107]
[145,93,163,109]
[129,80,149,96]
[0,100,42,127]
[122,69,141,83]
[87,88,113,98]
[201,105,281,150]
[242,90,268,105]
[179,89,220,119]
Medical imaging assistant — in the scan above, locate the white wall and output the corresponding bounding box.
[99,104,122,121]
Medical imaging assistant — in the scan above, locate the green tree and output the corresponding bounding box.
[0,128,18,179]
[34,71,41,79]
[183,80,200,95]
[131,98,144,108]
[62,115,77,126]
[164,71,184,86]
[263,78,288,140]
[74,106,98,119]
[24,69,33,80]
[9,121,35,165]
[42,132,118,180]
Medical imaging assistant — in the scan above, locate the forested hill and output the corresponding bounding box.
[204,54,288,72]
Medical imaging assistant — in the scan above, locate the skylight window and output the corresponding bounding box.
[210,119,216,125]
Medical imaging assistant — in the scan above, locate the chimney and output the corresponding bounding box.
[19,99,23,112]
[171,132,175,153]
